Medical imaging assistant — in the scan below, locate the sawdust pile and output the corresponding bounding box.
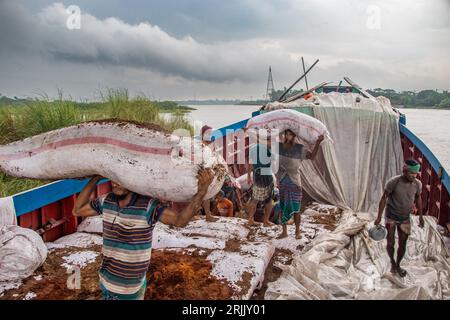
[146,250,235,300]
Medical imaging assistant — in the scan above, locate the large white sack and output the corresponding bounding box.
[0,120,227,202]
[0,225,47,281]
[246,109,331,150]
[0,197,17,226]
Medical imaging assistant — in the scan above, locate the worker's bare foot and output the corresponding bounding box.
[276,232,288,239]
[390,265,397,274]
[263,221,275,227]
[206,215,219,222]
[295,231,302,239]
[247,219,258,226]
[396,266,407,278]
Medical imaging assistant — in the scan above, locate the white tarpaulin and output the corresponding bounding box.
[265,213,450,300]
[265,92,403,212]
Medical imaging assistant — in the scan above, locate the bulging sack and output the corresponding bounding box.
[246,109,331,150]
[0,225,47,281]
[0,120,227,202]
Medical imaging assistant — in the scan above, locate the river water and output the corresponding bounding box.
[183,105,449,171]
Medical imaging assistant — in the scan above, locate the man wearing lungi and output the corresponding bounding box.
[276,129,323,239]
[375,159,424,277]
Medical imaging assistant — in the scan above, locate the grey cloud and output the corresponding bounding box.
[0,0,449,100]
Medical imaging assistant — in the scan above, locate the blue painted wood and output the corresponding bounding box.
[13,179,109,217]
[211,118,250,138]
[400,124,449,192]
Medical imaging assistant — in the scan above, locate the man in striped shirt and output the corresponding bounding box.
[72,169,214,300]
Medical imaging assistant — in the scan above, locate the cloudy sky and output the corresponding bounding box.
[0,0,449,100]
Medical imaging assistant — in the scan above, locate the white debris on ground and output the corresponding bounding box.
[46,232,102,251]
[308,203,340,214]
[207,242,275,300]
[250,219,324,253]
[33,275,42,281]
[153,217,249,250]
[61,251,99,270]
[0,280,22,296]
[23,292,37,300]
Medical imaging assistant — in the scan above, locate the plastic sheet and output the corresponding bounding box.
[265,213,450,300]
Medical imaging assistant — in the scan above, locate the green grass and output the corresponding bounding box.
[0,89,194,196]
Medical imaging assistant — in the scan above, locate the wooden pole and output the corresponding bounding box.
[278,59,319,102]
[301,57,309,91]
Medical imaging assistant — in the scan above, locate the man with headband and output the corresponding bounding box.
[375,159,424,277]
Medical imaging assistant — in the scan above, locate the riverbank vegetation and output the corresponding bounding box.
[0,89,194,196]
[367,89,450,109]
[237,88,450,109]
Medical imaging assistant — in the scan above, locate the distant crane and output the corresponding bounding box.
[266,66,275,101]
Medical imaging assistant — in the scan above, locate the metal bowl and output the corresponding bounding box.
[369,225,387,241]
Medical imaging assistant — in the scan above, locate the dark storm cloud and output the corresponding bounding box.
[1,1,293,83]
[0,0,449,99]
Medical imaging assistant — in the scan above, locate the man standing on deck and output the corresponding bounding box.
[200,125,219,222]
[375,159,424,277]
[276,129,323,239]
[72,169,214,300]
[246,136,275,227]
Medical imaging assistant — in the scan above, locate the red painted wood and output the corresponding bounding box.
[440,190,449,226]
[400,132,450,226]
[41,202,62,242]
[19,213,32,229]
[31,210,41,230]
[18,210,41,230]
[62,195,77,235]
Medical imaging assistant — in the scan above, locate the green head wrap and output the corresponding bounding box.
[404,160,420,173]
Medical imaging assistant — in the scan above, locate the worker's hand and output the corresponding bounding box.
[247,173,252,185]
[197,169,214,194]
[75,175,103,182]
[418,216,425,229]
[317,135,325,143]
[374,217,381,226]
